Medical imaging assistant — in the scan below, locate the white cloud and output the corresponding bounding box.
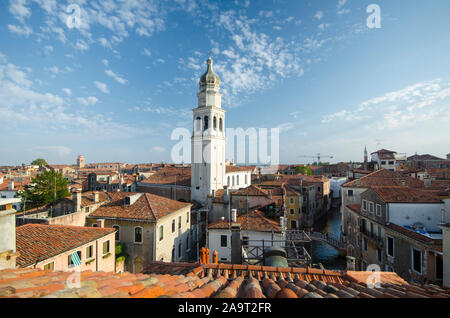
[77,96,99,106]
[102,59,109,67]
[276,122,295,133]
[9,0,31,22]
[314,11,324,20]
[62,88,72,96]
[152,146,165,153]
[142,48,152,56]
[94,81,110,94]
[321,78,450,131]
[8,24,32,37]
[75,40,89,51]
[32,145,73,158]
[105,69,127,84]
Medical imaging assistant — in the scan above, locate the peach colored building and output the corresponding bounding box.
[16,224,116,273]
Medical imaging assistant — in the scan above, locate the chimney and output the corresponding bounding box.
[231,209,237,223]
[231,224,242,264]
[72,191,82,212]
[223,186,230,204]
[8,182,14,191]
[0,201,19,270]
[94,191,99,204]
[346,256,356,271]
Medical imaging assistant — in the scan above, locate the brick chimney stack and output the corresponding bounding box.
[72,190,82,212]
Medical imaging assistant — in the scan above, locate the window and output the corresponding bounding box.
[376,204,381,216]
[159,225,164,241]
[412,248,422,274]
[387,236,394,257]
[363,238,368,251]
[86,245,93,259]
[195,117,201,132]
[68,251,82,268]
[186,237,190,251]
[362,200,367,211]
[220,235,227,247]
[290,208,294,215]
[232,176,235,186]
[213,116,217,130]
[113,225,120,241]
[102,240,110,255]
[227,176,230,186]
[290,198,294,204]
[245,174,248,184]
[291,220,297,229]
[377,248,382,263]
[369,202,374,213]
[389,161,394,165]
[178,242,182,258]
[348,190,353,197]
[178,216,181,229]
[172,219,175,233]
[243,236,249,247]
[219,118,223,132]
[381,161,386,165]
[135,227,143,243]
[186,212,189,223]
[370,222,374,236]
[43,261,55,271]
[204,116,209,130]
[237,175,239,186]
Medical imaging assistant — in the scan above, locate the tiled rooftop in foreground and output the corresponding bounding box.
[1,262,449,298]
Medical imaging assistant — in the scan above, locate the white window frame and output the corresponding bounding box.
[362,200,367,211]
[134,226,143,244]
[369,202,374,214]
[376,204,381,216]
[411,247,422,275]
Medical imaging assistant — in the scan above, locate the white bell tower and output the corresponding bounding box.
[191,57,226,205]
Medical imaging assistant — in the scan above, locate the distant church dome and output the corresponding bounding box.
[199,57,220,87]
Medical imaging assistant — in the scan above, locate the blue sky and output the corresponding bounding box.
[1,0,450,165]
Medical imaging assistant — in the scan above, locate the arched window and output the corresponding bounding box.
[113,225,120,241]
[245,174,248,185]
[227,176,230,186]
[204,116,209,131]
[237,175,239,186]
[232,176,235,186]
[219,118,223,132]
[134,227,142,243]
[195,117,201,132]
[172,219,175,233]
[213,116,217,130]
[159,225,164,241]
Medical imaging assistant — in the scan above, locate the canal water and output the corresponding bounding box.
[309,207,346,270]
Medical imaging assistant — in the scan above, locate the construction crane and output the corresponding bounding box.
[297,153,334,174]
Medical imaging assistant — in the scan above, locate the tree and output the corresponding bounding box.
[20,171,70,209]
[31,158,48,167]
[294,166,313,176]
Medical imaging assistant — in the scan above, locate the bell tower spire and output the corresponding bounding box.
[191,57,226,206]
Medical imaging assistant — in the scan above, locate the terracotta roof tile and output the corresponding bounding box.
[88,192,191,222]
[15,224,115,268]
[208,210,281,232]
[1,261,450,298]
